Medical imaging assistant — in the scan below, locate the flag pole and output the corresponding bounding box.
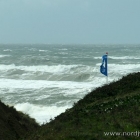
[106,75,108,84]
[106,52,108,84]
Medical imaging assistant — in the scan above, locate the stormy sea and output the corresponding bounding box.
[0,44,140,124]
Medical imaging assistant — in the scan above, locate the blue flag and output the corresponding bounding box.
[100,54,108,76]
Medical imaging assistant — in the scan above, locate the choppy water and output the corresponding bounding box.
[0,44,140,124]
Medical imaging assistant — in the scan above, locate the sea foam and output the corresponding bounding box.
[14,103,71,125]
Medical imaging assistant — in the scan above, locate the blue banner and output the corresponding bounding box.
[100,54,108,76]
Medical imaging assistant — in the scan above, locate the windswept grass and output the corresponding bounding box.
[0,101,39,140]
[24,72,140,140]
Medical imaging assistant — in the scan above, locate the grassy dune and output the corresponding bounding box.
[1,72,140,140]
[0,101,39,140]
[25,72,140,140]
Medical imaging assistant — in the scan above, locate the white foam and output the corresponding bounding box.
[39,50,48,52]
[109,64,140,74]
[3,49,12,52]
[109,56,140,60]
[0,63,139,90]
[58,52,68,55]
[14,103,71,125]
[94,57,102,59]
[0,55,10,58]
[96,63,140,70]
[29,48,37,51]
[0,79,94,89]
[59,48,68,51]
[94,56,140,60]
[0,64,79,73]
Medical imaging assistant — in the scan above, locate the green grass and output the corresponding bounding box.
[24,72,140,140]
[0,101,39,140]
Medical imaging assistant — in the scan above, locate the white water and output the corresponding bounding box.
[0,44,140,125]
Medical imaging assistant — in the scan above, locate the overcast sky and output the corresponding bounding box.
[0,0,140,44]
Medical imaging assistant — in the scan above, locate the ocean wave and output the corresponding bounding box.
[28,48,37,51]
[96,63,140,76]
[0,64,96,81]
[109,56,140,60]
[1,63,140,81]
[14,103,71,124]
[94,56,140,60]
[39,50,49,52]
[0,64,93,73]
[96,63,140,68]
[109,64,140,74]
[0,55,11,58]
[58,48,68,51]
[3,49,12,52]
[94,57,102,59]
[0,79,95,89]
